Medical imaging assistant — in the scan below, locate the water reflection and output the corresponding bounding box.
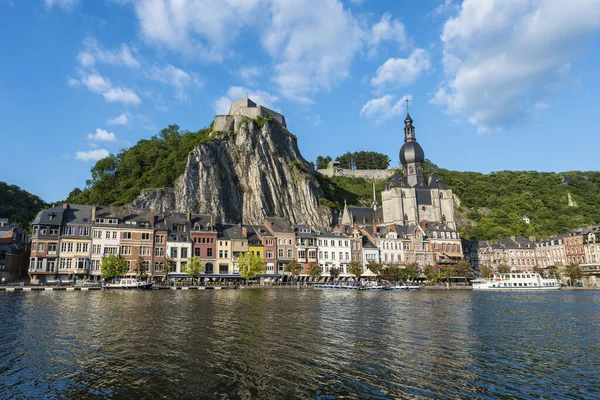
[0,290,599,399]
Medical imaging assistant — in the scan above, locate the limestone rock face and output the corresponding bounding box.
[131,119,331,228]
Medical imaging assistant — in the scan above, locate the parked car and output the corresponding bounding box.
[83,280,101,287]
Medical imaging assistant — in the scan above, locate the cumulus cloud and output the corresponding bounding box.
[429,0,459,17]
[131,0,266,61]
[107,113,130,125]
[371,49,431,88]
[75,149,110,162]
[367,13,409,57]
[145,64,201,100]
[360,94,411,124]
[70,72,141,105]
[237,66,262,85]
[77,37,140,69]
[213,86,279,115]
[262,0,363,102]
[87,128,116,142]
[432,0,600,133]
[44,0,79,11]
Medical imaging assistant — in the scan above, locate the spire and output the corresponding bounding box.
[372,178,378,211]
[404,112,415,142]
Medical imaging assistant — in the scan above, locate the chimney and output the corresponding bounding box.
[51,204,55,209]
[120,206,124,220]
[91,205,96,221]
[149,209,155,227]
[63,203,68,210]
[242,226,248,237]
[210,214,215,225]
[372,224,377,234]
[510,236,516,242]
[528,236,536,243]
[186,210,191,222]
[0,220,4,227]
[419,220,427,230]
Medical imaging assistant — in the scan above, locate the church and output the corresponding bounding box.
[341,112,457,230]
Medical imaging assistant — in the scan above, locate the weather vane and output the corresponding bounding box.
[404,97,410,112]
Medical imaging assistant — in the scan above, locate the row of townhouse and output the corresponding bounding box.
[467,227,600,285]
[28,204,464,282]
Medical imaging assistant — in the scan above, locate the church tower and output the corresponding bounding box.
[399,113,426,187]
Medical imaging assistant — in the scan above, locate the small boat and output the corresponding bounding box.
[471,272,561,290]
[314,282,360,290]
[104,278,154,290]
[358,281,386,290]
[388,284,421,291]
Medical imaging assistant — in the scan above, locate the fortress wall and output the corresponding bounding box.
[258,106,286,127]
[317,168,393,181]
[212,115,234,132]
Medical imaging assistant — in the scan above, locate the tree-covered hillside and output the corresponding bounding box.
[0,182,47,232]
[67,124,213,206]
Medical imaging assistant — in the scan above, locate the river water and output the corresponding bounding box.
[1,289,599,399]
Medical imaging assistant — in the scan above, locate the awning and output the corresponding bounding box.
[361,268,377,277]
[201,274,242,278]
[167,273,191,278]
[436,252,463,258]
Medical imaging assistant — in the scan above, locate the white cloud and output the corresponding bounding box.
[131,0,266,61]
[70,72,141,105]
[75,149,110,162]
[145,64,201,100]
[367,13,409,57]
[237,66,262,85]
[87,128,116,142]
[103,87,141,104]
[360,94,411,124]
[429,0,459,17]
[107,113,130,125]
[44,0,79,11]
[371,49,431,88]
[213,86,279,115]
[77,37,140,69]
[262,0,363,102]
[433,0,600,133]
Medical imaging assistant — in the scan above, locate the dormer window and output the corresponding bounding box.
[48,214,54,221]
[194,223,201,231]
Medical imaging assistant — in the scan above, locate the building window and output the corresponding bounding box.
[156,235,165,244]
[266,251,273,259]
[219,264,228,274]
[155,262,164,272]
[278,249,284,258]
[37,244,44,252]
[181,248,188,259]
[112,232,117,239]
[207,248,213,257]
[123,232,132,240]
[155,247,164,257]
[298,250,306,259]
[287,249,292,258]
[174,224,186,233]
[170,248,178,258]
[142,233,150,240]
[92,245,101,254]
[195,248,201,257]
[121,246,132,255]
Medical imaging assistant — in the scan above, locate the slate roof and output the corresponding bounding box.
[265,217,294,233]
[385,171,409,190]
[219,224,246,240]
[63,204,93,225]
[32,205,65,226]
[346,206,383,225]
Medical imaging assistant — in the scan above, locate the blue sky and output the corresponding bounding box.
[1,0,600,203]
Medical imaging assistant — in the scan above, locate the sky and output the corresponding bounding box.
[1,0,600,203]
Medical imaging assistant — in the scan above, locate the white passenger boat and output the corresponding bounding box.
[388,284,421,291]
[104,278,154,290]
[358,281,386,290]
[471,272,561,290]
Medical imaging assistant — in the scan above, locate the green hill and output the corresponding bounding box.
[63,120,600,241]
[0,182,48,232]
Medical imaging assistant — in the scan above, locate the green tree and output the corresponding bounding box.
[366,259,382,275]
[497,264,511,273]
[565,264,583,286]
[404,262,420,281]
[164,257,175,280]
[336,152,354,169]
[237,252,265,281]
[101,254,129,280]
[316,155,332,169]
[308,262,321,280]
[136,256,147,280]
[455,260,473,278]
[423,264,439,283]
[480,265,493,278]
[348,260,363,279]
[330,267,341,280]
[386,265,404,281]
[284,260,302,279]
[182,256,205,282]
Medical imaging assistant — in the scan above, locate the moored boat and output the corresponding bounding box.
[104,278,154,290]
[471,272,561,290]
[388,284,421,291]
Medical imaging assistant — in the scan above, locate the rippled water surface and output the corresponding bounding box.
[1,289,599,399]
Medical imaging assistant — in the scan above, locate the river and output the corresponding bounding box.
[1,289,599,399]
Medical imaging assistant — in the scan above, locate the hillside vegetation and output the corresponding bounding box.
[0,182,47,232]
[62,119,600,241]
[67,125,213,206]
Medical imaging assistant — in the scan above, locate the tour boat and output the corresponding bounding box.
[103,278,154,290]
[358,281,386,290]
[388,284,421,291]
[314,282,360,290]
[471,272,561,290]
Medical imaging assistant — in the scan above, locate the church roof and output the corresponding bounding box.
[385,171,409,190]
[347,206,383,225]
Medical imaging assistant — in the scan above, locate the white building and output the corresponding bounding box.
[316,232,352,276]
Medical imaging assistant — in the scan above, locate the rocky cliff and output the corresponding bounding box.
[131,118,331,227]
